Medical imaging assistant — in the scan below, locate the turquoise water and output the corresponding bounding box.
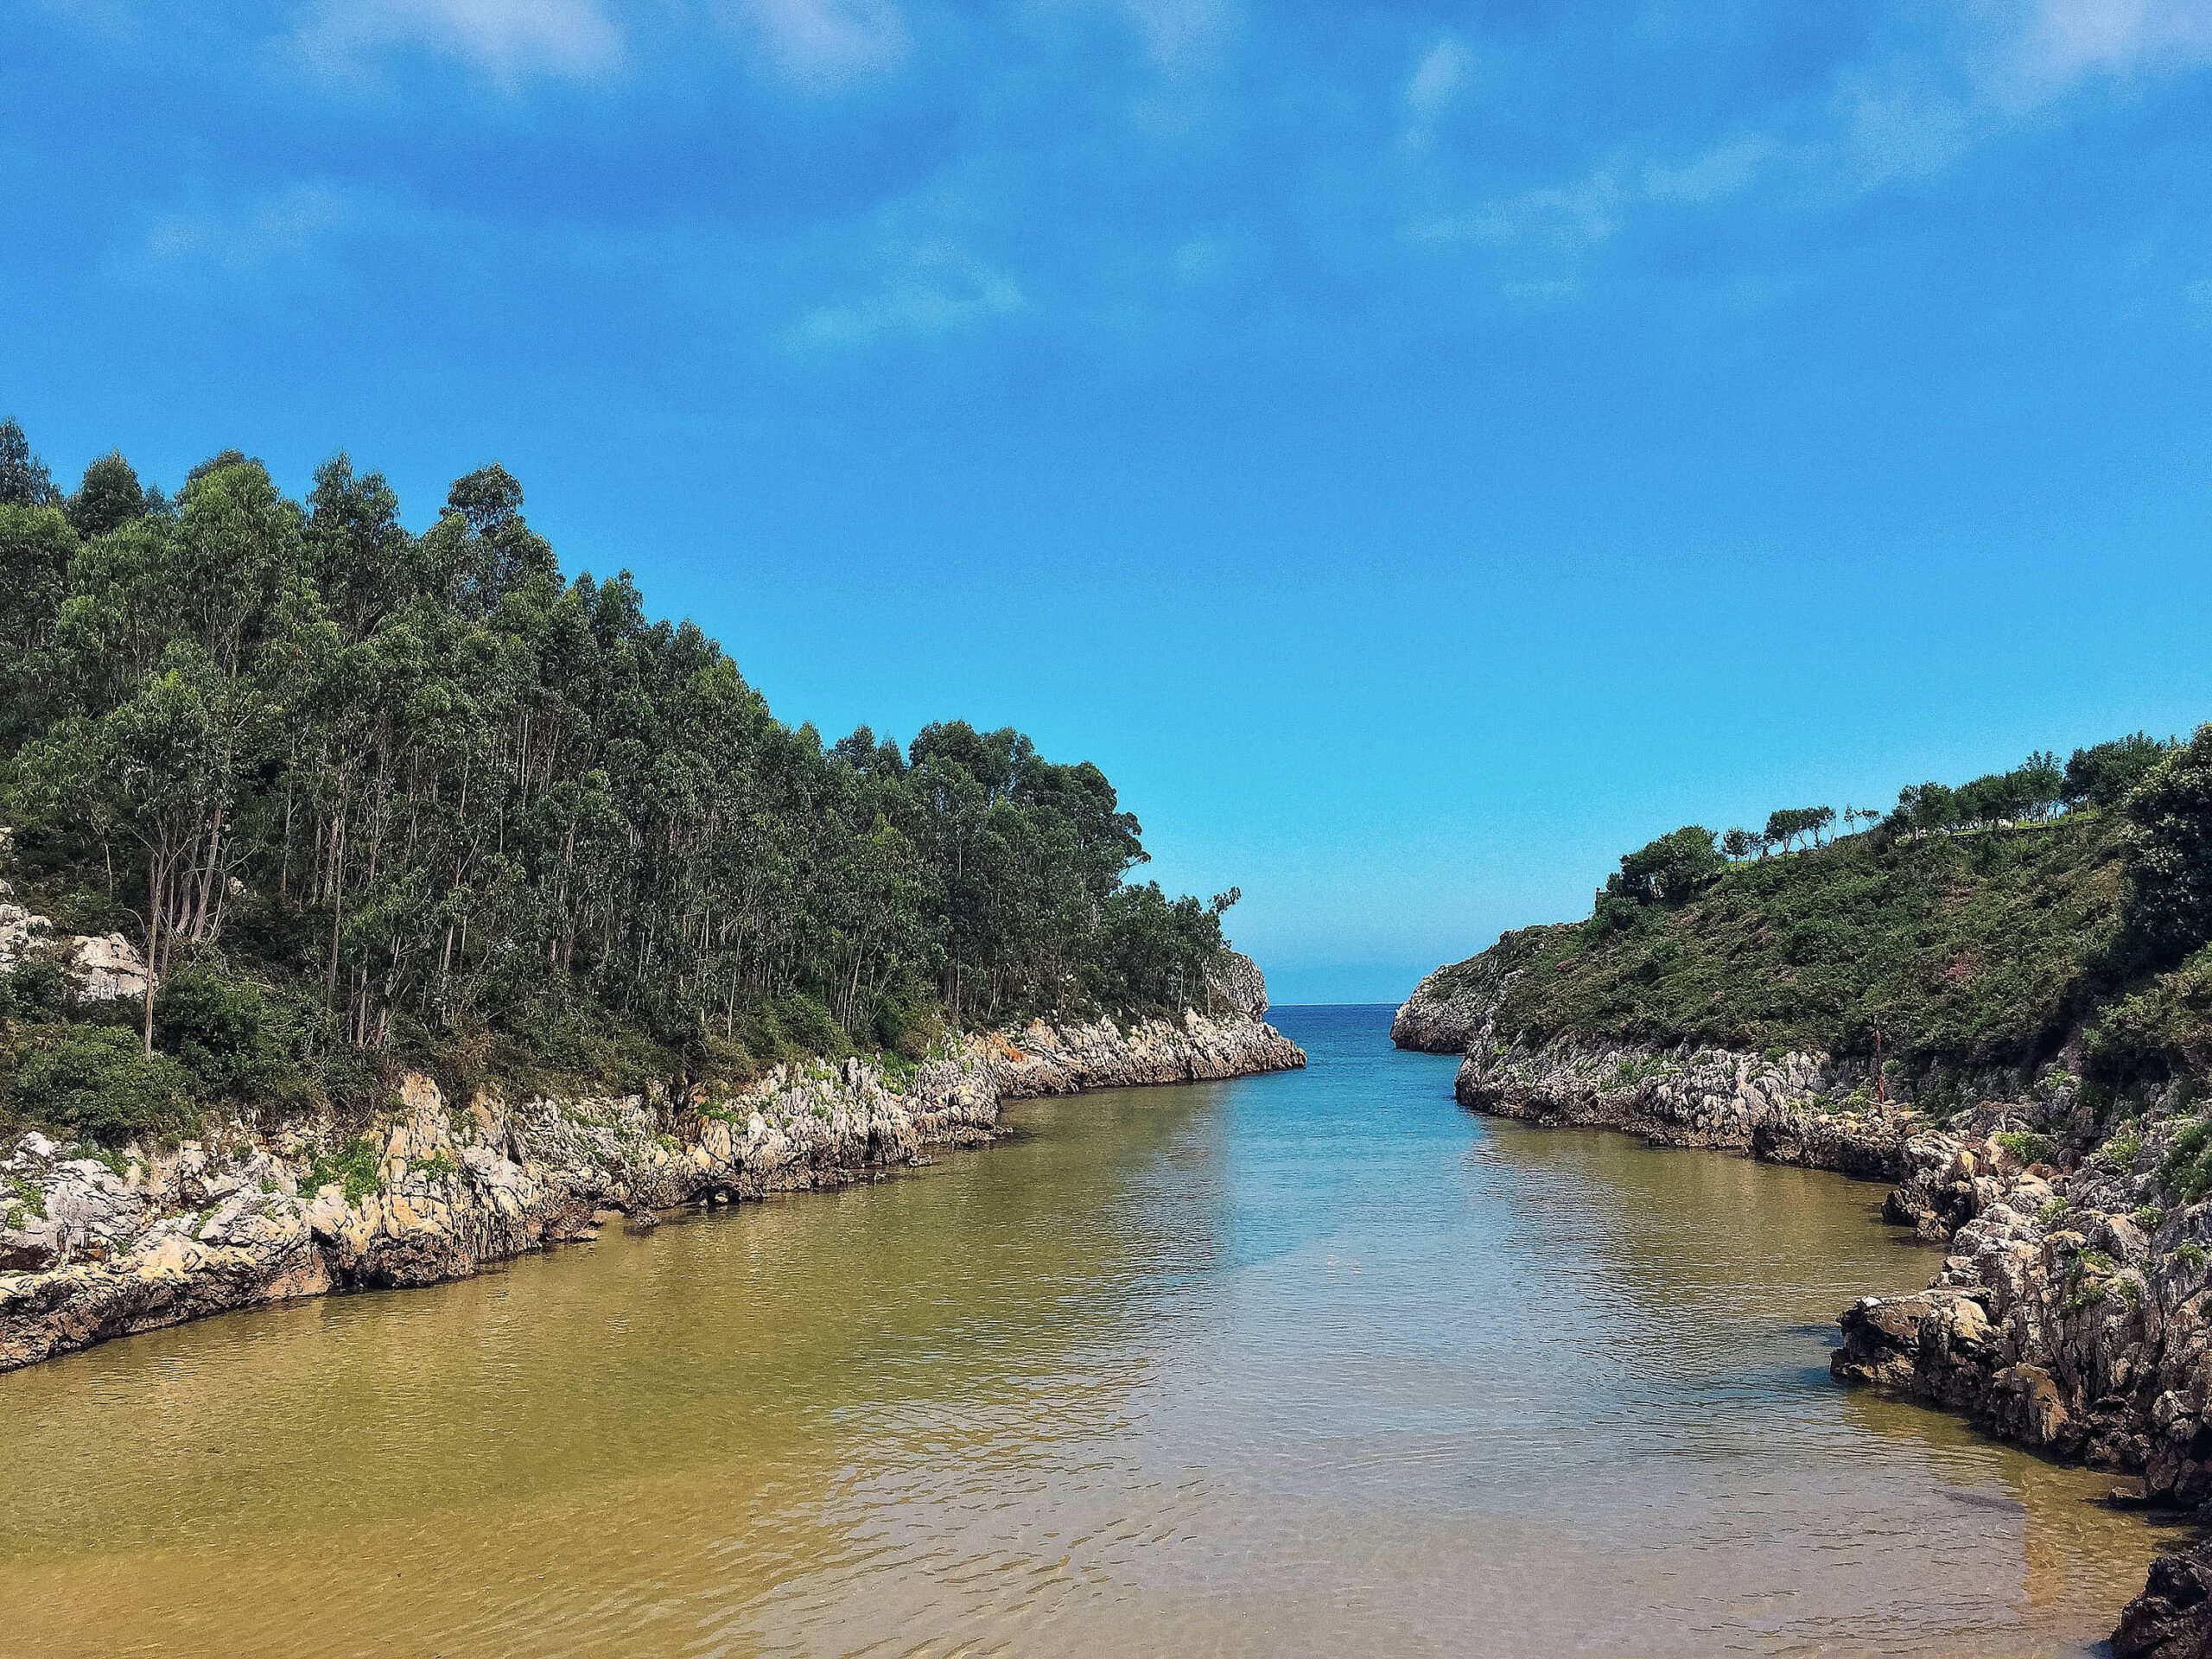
[0,1004,2181,1656]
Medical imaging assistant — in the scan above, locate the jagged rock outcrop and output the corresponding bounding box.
[2118,1536,2212,1659]
[0,873,148,1004]
[972,1007,1305,1097]
[1829,1091,2212,1491]
[0,1009,1302,1371]
[1205,950,1271,1020]
[1454,1036,1927,1178]
[1390,950,1517,1054]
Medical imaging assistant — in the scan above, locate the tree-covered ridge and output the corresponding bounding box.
[1440,726,2212,1084]
[0,419,1245,1138]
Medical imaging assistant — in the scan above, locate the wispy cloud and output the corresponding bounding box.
[1433,0,2212,278]
[1115,0,1238,72]
[125,181,369,278]
[789,243,1023,348]
[1420,130,1777,255]
[722,0,908,87]
[1640,135,1776,205]
[1401,35,1472,151]
[2190,276,2212,329]
[296,0,622,83]
[2009,0,2212,92]
[35,0,2212,351]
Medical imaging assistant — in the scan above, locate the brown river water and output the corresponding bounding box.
[0,1005,2190,1656]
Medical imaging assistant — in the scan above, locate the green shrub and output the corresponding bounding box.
[871,983,940,1061]
[2165,1120,2212,1204]
[774,995,849,1057]
[153,968,309,1107]
[3,1023,200,1145]
[0,955,72,1020]
[299,1136,385,1205]
[1996,1130,2056,1168]
[2134,1205,2166,1230]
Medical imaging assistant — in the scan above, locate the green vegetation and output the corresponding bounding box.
[298,1137,385,1204]
[1452,809,2127,1062]
[10,1176,46,1222]
[1996,1131,2056,1168]
[1,1024,199,1144]
[2164,1120,2212,1205]
[1432,724,2212,1095]
[0,418,1251,1142]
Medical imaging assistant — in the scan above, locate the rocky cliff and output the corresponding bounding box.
[1454,1035,1931,1178]
[1391,953,1513,1054]
[0,1007,1302,1373]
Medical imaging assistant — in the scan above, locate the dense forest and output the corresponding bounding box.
[1434,728,2212,1087]
[0,419,1245,1140]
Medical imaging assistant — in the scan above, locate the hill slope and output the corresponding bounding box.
[1399,812,2131,1076]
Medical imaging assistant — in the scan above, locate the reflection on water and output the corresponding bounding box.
[0,1005,2183,1656]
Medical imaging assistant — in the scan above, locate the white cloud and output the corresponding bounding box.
[131,181,367,276]
[1400,34,1473,153]
[2011,0,2212,92]
[1428,134,1774,254]
[725,0,908,86]
[1116,0,1236,71]
[1456,169,1624,251]
[790,244,1023,347]
[1405,35,1471,120]
[297,0,622,83]
[1641,134,1776,204]
[1434,0,2212,276]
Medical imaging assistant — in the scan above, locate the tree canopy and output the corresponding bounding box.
[0,422,1250,1134]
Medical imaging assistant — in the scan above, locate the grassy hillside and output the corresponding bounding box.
[1463,814,2128,1067]
[1427,718,2212,1092]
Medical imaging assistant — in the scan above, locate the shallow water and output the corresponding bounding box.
[0,1005,2187,1656]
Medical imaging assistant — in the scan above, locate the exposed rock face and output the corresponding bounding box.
[1390,952,1516,1054]
[1828,1094,2212,1502]
[0,877,148,1003]
[67,931,149,1002]
[972,1007,1305,1097]
[2117,1536,2212,1659]
[1454,1037,1925,1179]
[1205,950,1271,1020]
[0,1010,1302,1372]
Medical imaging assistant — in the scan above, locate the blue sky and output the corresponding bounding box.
[7,1,2212,1003]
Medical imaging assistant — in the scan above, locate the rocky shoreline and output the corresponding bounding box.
[1395,960,2212,1657]
[0,1009,1304,1374]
